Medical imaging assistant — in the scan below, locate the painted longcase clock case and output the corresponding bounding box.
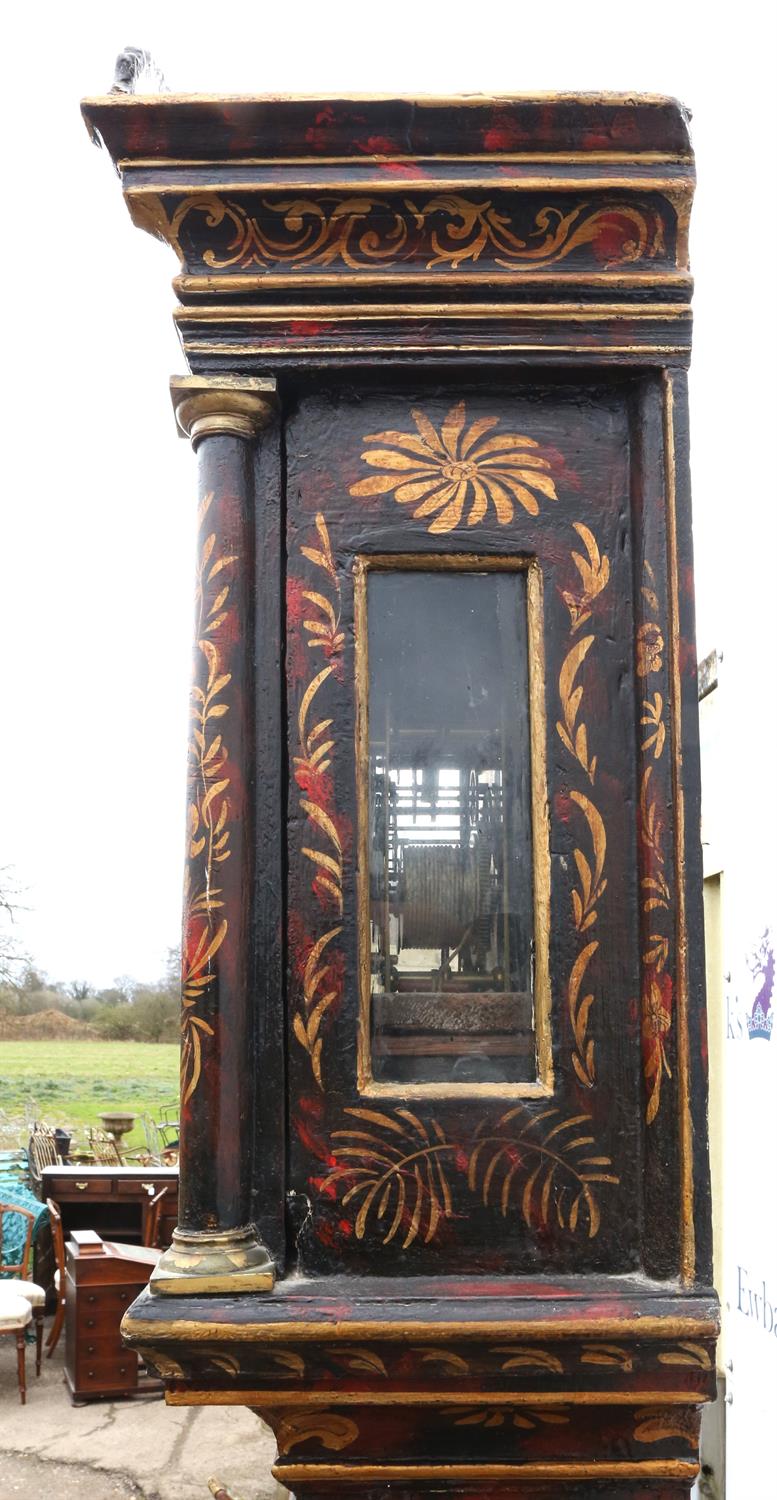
[81,92,717,1498]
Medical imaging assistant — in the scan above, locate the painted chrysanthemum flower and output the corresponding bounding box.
[349,400,558,533]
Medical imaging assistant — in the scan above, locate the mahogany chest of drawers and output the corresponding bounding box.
[64,1234,161,1402]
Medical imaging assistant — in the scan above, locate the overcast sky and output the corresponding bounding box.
[2,2,775,987]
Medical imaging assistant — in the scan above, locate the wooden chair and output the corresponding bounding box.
[0,1202,45,1376]
[0,1287,32,1402]
[44,1198,66,1358]
[27,1127,58,1193]
[88,1129,123,1165]
[143,1186,170,1249]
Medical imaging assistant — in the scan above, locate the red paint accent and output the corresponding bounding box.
[304,106,337,153]
[294,762,336,813]
[591,213,636,266]
[379,160,428,180]
[483,126,518,152]
[289,320,332,336]
[554,790,575,823]
[609,110,642,147]
[296,1116,330,1162]
[357,135,404,156]
[581,126,617,152]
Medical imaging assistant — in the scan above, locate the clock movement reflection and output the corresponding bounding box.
[364,566,537,1087]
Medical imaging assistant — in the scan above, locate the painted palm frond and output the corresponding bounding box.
[467,1104,618,1239]
[323,1107,454,1248]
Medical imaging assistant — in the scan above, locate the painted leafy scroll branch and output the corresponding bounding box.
[637,560,673,1125]
[292,514,345,1088]
[293,926,342,1090]
[556,524,611,783]
[181,491,235,1103]
[323,1103,617,1247]
[568,793,607,1089]
[294,514,344,914]
[556,524,611,1088]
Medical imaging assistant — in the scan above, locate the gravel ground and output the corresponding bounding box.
[0,1325,286,1500]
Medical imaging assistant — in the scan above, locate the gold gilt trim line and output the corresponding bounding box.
[174,303,692,324]
[272,1461,699,1483]
[175,271,692,292]
[122,1315,719,1344]
[662,370,695,1286]
[122,153,693,170]
[126,175,694,196]
[167,1389,711,1408]
[181,341,689,357]
[83,89,691,107]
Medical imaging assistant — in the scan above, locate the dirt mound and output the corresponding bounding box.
[0,1009,99,1040]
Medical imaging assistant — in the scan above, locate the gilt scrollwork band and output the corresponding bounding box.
[165,192,672,277]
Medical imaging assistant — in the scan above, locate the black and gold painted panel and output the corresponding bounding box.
[284,374,667,1277]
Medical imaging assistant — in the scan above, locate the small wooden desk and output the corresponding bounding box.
[41,1166,177,1247]
[64,1232,162,1402]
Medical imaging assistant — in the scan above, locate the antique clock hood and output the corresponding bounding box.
[81,90,717,1497]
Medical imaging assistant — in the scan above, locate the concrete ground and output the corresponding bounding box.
[0,1323,288,1500]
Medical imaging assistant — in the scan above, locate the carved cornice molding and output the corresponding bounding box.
[81,94,695,369]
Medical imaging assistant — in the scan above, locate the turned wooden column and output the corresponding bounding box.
[151,375,277,1294]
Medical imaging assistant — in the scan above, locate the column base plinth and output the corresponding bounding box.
[150,1225,275,1294]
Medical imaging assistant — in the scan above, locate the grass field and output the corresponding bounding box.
[0,1040,179,1150]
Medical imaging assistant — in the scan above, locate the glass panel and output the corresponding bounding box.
[366,568,536,1086]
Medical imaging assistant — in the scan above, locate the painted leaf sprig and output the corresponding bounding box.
[640,691,666,758]
[467,1104,618,1239]
[323,1107,454,1248]
[292,926,342,1089]
[301,514,344,656]
[556,636,597,784]
[566,793,607,1086]
[350,400,557,533]
[561,523,611,633]
[570,791,607,935]
[291,514,346,1091]
[641,761,673,1124]
[293,513,343,915]
[181,492,236,1103]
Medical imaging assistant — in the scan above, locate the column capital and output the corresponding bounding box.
[171,374,277,449]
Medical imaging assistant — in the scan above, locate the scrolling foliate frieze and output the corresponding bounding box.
[166,192,671,277]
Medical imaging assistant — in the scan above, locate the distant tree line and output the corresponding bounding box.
[0,947,181,1043]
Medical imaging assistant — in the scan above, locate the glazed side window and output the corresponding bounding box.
[356,560,552,1096]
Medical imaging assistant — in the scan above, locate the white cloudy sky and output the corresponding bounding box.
[2,2,775,987]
